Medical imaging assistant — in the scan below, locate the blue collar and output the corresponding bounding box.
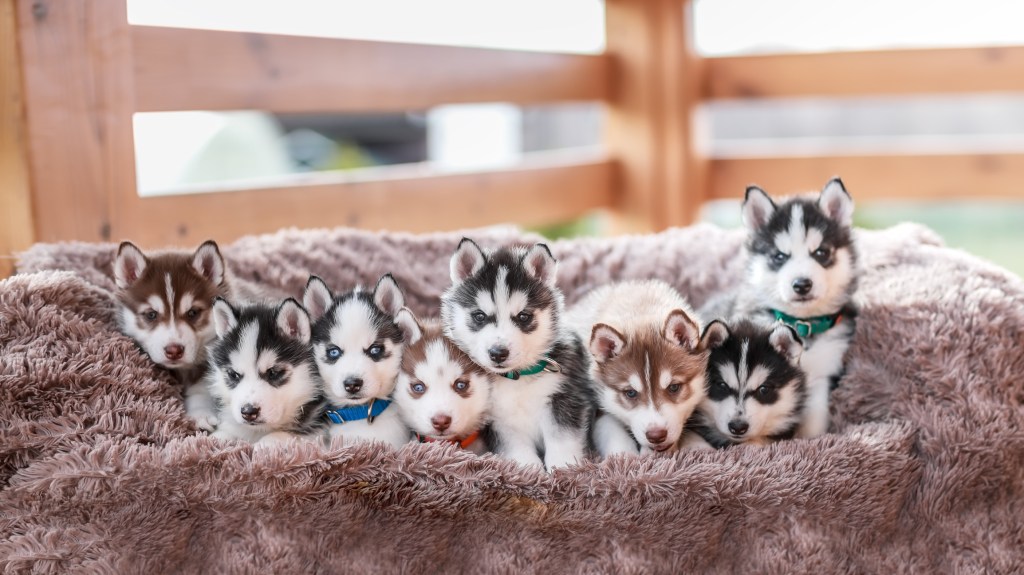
[325,398,391,424]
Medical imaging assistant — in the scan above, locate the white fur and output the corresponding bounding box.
[313,298,403,405]
[394,339,492,451]
[796,321,853,437]
[488,370,585,469]
[325,408,409,448]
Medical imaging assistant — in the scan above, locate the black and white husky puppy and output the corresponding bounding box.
[685,320,807,448]
[732,177,858,438]
[302,274,414,448]
[207,298,326,444]
[393,312,493,454]
[566,280,721,457]
[440,238,594,470]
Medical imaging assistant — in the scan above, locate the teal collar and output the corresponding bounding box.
[325,398,391,425]
[500,360,553,380]
[771,309,842,338]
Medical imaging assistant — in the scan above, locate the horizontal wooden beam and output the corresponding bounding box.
[132,26,611,113]
[706,46,1024,100]
[119,154,616,247]
[709,152,1024,201]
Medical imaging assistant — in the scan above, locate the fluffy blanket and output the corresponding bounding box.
[2,223,1023,574]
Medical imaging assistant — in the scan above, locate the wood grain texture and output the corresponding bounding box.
[706,46,1024,100]
[0,0,34,277]
[132,26,612,113]
[119,154,616,248]
[16,0,138,243]
[604,0,704,231]
[709,152,1024,201]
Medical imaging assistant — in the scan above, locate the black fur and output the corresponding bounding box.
[310,291,404,348]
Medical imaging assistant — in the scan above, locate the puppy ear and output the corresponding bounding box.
[373,274,405,317]
[742,186,776,232]
[191,240,226,286]
[663,309,700,350]
[769,324,804,365]
[590,324,626,363]
[818,177,854,227]
[522,243,557,286]
[114,241,148,289]
[450,238,487,283]
[394,307,422,345]
[303,275,333,322]
[212,297,238,338]
[700,319,730,351]
[275,298,312,344]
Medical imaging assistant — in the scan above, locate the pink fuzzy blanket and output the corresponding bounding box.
[2,223,1022,573]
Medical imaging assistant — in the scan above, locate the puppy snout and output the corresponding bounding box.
[728,420,749,436]
[792,278,813,296]
[645,427,668,445]
[164,344,185,361]
[488,346,509,364]
[343,377,363,394]
[431,414,452,433]
[240,404,261,423]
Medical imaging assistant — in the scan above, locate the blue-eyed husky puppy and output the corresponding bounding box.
[732,177,858,438]
[302,274,413,448]
[393,312,493,454]
[685,320,807,448]
[207,298,326,444]
[567,280,721,456]
[440,238,594,470]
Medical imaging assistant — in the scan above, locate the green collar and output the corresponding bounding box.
[500,360,550,380]
[771,309,843,338]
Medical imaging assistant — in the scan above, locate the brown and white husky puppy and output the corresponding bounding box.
[113,240,233,431]
[393,312,493,454]
[567,280,724,456]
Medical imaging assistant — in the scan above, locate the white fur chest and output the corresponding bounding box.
[800,321,852,383]
[489,370,563,441]
[326,407,409,448]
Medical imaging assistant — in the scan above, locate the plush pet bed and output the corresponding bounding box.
[2,223,1022,573]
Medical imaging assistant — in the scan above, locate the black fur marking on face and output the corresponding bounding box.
[704,320,805,409]
[309,291,404,347]
[748,198,856,272]
[447,248,559,335]
[210,303,317,383]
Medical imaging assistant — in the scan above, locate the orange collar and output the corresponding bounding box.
[416,430,480,450]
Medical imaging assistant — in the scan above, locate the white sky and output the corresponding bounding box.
[129,0,1024,56]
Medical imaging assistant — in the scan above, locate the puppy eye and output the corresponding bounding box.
[366,343,385,359]
[813,247,832,260]
[756,385,771,398]
[471,311,487,325]
[410,381,426,394]
[453,379,470,392]
[325,345,342,362]
[225,369,242,382]
[185,307,200,320]
[771,251,789,264]
[622,389,638,399]
[667,382,682,394]
[142,310,158,321]
[516,311,533,324]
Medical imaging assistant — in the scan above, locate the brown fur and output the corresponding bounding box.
[6,223,1024,573]
[596,326,705,410]
[400,318,486,398]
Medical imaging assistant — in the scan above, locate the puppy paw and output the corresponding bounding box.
[190,411,220,433]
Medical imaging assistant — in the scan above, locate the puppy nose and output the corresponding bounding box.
[431,414,452,433]
[164,344,184,361]
[645,427,668,444]
[728,420,749,436]
[488,346,509,364]
[792,278,813,296]
[343,377,363,394]
[240,404,260,422]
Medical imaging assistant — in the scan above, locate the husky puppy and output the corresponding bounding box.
[440,238,594,470]
[567,280,723,456]
[113,240,232,431]
[733,177,858,438]
[686,320,806,448]
[303,274,413,448]
[393,312,493,454]
[206,298,326,444]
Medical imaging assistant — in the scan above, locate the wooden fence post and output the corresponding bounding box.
[1,0,35,277]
